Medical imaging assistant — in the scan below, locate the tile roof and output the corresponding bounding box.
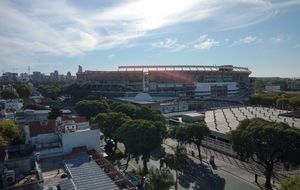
[28,120,56,137]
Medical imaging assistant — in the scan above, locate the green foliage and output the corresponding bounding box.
[229,118,300,189]
[15,84,32,99]
[249,93,279,106]
[276,97,289,108]
[280,175,300,190]
[0,120,23,145]
[1,88,19,99]
[113,103,140,118]
[135,106,165,123]
[162,145,189,190]
[163,145,189,172]
[185,123,210,164]
[75,100,109,119]
[93,112,131,141]
[63,83,90,100]
[168,126,189,144]
[117,119,163,173]
[38,85,61,100]
[48,107,61,119]
[145,168,174,190]
[289,96,300,110]
[250,93,300,110]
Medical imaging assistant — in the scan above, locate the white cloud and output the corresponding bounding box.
[239,36,257,44]
[271,34,291,44]
[193,35,219,50]
[0,0,298,68]
[152,38,186,51]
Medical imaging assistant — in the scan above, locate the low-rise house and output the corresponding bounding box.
[26,115,101,159]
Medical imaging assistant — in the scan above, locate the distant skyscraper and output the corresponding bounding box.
[77,65,83,74]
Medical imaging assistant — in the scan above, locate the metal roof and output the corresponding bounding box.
[118,65,251,73]
[61,153,119,190]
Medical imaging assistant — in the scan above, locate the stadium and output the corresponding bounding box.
[77,65,252,100]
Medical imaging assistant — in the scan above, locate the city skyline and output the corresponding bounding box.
[0,0,300,77]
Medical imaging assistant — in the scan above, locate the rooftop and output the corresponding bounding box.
[60,152,119,190]
[29,120,56,137]
[118,65,251,73]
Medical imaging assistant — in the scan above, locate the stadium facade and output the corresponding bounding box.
[76,65,252,99]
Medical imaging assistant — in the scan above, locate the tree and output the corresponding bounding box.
[229,118,300,189]
[279,175,300,190]
[112,103,140,118]
[63,83,90,100]
[185,123,210,165]
[135,106,165,123]
[49,107,61,119]
[1,88,19,99]
[15,84,32,99]
[144,168,174,190]
[0,120,23,145]
[93,112,131,149]
[75,100,109,119]
[162,145,189,190]
[117,120,163,173]
[289,96,300,110]
[168,126,189,145]
[38,85,61,100]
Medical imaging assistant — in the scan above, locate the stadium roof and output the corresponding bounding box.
[118,65,251,73]
[60,152,119,190]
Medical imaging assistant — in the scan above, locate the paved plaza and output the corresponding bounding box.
[205,106,300,134]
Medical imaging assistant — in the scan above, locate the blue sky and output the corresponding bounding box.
[0,0,299,77]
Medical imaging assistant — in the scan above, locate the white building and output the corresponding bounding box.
[29,116,101,159]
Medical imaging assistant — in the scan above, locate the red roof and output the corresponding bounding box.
[29,120,56,137]
[61,115,87,123]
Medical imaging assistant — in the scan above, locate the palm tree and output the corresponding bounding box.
[162,145,189,190]
[144,167,174,190]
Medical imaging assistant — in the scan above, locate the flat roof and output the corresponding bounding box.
[61,153,119,190]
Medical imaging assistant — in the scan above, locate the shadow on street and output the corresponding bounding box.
[179,159,225,190]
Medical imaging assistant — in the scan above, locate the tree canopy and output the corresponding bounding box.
[0,120,23,146]
[38,85,61,100]
[229,118,300,189]
[117,119,163,173]
[93,112,131,142]
[1,88,19,99]
[15,84,32,99]
[289,96,300,110]
[185,123,210,164]
[75,100,109,119]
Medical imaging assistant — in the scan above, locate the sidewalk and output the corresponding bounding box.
[164,139,279,189]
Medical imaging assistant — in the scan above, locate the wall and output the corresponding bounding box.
[61,129,101,154]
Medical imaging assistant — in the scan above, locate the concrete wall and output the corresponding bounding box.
[61,129,101,154]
